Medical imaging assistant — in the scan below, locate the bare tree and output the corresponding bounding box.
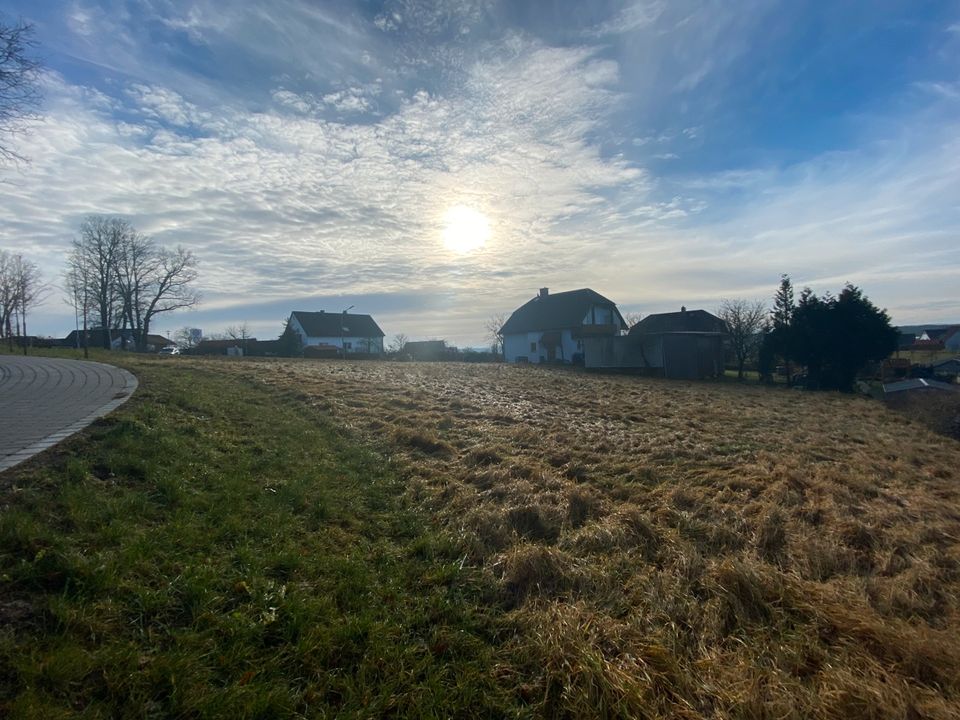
[114,229,158,350]
[0,252,46,353]
[0,20,42,165]
[71,216,126,348]
[64,257,94,358]
[173,326,202,349]
[136,246,200,350]
[388,333,408,354]
[68,216,200,351]
[485,313,506,358]
[224,322,251,342]
[718,298,767,380]
[622,311,642,331]
[0,249,15,346]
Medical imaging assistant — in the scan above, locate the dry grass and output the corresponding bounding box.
[206,358,960,718]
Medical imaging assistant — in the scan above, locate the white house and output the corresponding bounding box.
[500,288,626,364]
[286,310,385,355]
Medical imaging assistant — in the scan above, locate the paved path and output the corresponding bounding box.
[0,356,138,473]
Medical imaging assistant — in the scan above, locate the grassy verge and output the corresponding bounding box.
[0,356,517,717]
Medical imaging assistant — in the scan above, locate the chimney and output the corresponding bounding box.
[681,306,686,313]
[320,310,325,313]
[539,287,549,298]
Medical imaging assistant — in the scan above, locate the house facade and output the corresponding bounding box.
[286,310,385,355]
[500,288,625,364]
[584,307,728,379]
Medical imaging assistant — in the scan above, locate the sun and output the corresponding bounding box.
[441,205,490,254]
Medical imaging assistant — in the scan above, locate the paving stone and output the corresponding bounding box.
[0,356,138,473]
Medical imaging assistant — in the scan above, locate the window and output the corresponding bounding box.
[343,342,352,350]
[530,341,537,352]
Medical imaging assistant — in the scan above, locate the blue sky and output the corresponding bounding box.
[2,1,959,345]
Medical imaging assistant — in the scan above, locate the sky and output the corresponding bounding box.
[2,0,959,346]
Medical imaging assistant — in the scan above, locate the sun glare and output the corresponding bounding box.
[442,205,490,254]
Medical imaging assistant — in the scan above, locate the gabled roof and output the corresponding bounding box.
[500,289,623,335]
[883,378,959,394]
[291,311,385,338]
[629,309,727,335]
[923,327,950,341]
[941,326,960,344]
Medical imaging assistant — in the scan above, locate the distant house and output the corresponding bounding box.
[500,288,626,364]
[941,327,960,352]
[63,329,172,352]
[932,357,960,381]
[584,307,728,380]
[404,340,448,361]
[286,310,385,355]
[882,378,959,395]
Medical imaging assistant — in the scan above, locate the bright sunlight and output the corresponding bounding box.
[441,205,490,254]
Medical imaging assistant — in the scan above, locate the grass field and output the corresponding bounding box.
[3,354,960,718]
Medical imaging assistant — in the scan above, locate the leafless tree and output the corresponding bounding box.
[622,311,642,331]
[485,313,506,357]
[114,228,158,350]
[64,255,95,358]
[718,298,767,380]
[388,333,408,354]
[173,326,202,349]
[0,251,46,353]
[68,216,200,351]
[0,250,15,346]
[71,216,126,347]
[0,20,42,165]
[224,322,251,342]
[135,245,200,351]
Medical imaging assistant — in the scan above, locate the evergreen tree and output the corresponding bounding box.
[785,284,897,391]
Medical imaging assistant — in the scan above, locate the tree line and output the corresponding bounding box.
[719,275,898,392]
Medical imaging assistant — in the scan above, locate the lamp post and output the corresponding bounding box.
[340,305,354,359]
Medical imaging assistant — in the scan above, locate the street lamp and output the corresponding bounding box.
[340,305,354,359]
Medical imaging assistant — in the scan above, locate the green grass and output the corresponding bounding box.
[0,357,518,718]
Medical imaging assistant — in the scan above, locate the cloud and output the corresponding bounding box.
[587,1,665,37]
[6,35,658,342]
[6,0,960,342]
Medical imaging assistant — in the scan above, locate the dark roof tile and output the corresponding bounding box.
[629,309,727,335]
[291,311,385,338]
[500,289,623,334]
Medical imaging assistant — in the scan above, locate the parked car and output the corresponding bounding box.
[158,345,180,355]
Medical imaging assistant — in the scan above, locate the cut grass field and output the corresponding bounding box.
[2,353,959,718]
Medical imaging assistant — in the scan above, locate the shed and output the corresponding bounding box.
[584,307,727,380]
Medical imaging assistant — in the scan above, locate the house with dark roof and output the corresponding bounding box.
[286,310,385,356]
[584,307,728,379]
[500,288,626,364]
[941,327,960,353]
[932,357,960,381]
[62,329,172,352]
[404,340,449,361]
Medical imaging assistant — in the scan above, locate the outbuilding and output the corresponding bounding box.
[584,307,727,380]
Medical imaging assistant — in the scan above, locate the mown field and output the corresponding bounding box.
[220,358,960,719]
[3,354,960,718]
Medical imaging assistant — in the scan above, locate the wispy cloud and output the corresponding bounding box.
[4,0,960,341]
